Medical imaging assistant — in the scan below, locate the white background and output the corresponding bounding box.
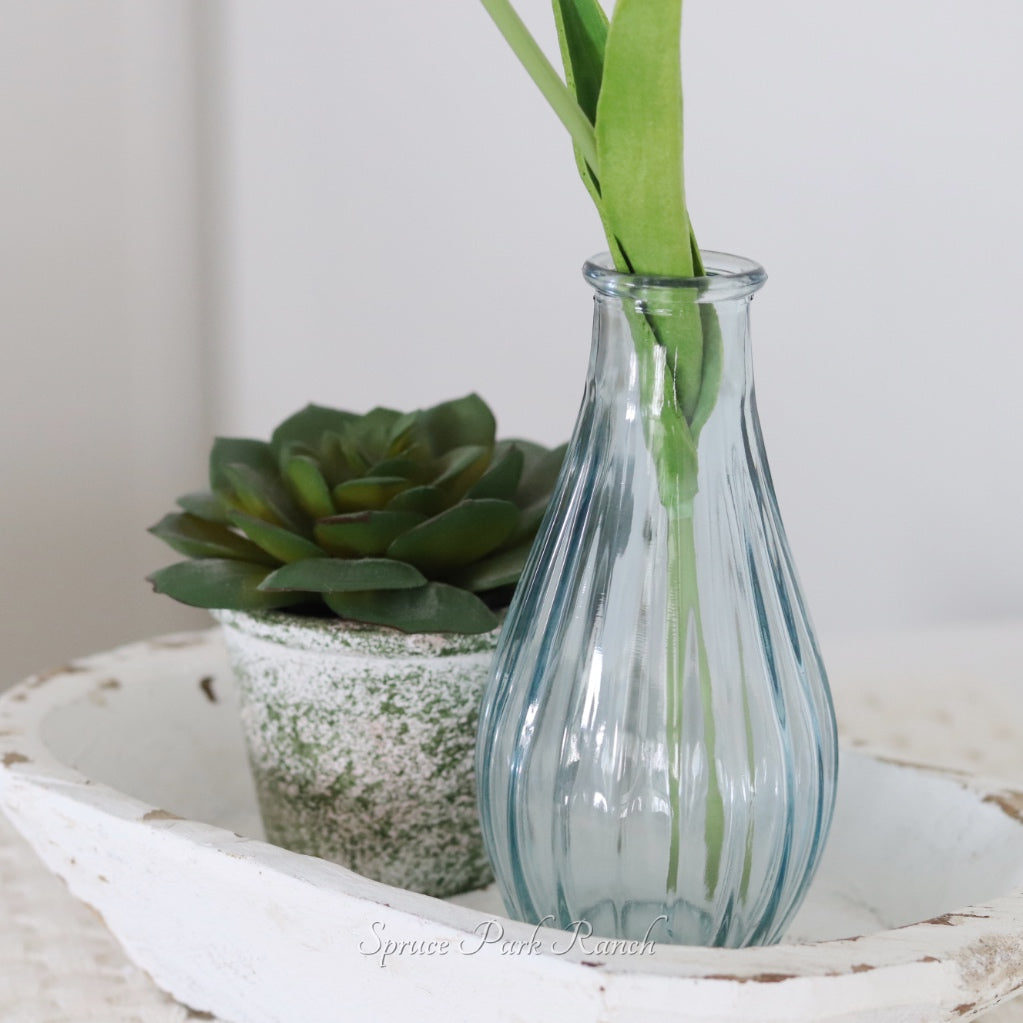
[3,0,1022,684]
[0,4,210,685]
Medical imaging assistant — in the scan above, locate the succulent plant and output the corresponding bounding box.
[148,394,565,634]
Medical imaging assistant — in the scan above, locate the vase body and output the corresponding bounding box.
[476,253,838,947]
[215,609,498,898]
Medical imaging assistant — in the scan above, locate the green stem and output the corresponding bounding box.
[628,302,724,898]
[668,510,724,896]
[479,0,600,174]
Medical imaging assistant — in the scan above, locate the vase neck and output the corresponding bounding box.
[588,289,757,428]
[583,252,765,436]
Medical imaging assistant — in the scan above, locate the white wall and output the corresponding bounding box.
[4,1,1020,687]
[212,0,1023,643]
[0,2,209,687]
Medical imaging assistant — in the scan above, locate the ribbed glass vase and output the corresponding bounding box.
[476,252,838,948]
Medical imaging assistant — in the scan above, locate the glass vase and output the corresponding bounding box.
[476,252,838,947]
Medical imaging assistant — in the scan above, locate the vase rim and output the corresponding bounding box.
[583,250,767,302]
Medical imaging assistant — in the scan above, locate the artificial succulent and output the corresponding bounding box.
[148,394,565,634]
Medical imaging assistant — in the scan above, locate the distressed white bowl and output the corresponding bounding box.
[2,630,1023,1023]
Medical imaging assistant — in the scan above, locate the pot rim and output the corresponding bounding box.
[211,608,501,659]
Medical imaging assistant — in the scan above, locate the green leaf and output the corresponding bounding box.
[332,476,411,512]
[355,406,402,460]
[368,451,430,483]
[553,0,607,124]
[467,444,525,501]
[387,485,448,517]
[431,444,492,501]
[628,311,701,508]
[176,490,231,525]
[229,512,323,564]
[385,410,420,455]
[624,292,705,422]
[413,394,496,456]
[271,405,357,458]
[664,302,707,421]
[516,443,567,508]
[552,0,629,269]
[317,430,366,486]
[222,464,307,533]
[209,438,277,496]
[315,510,426,557]
[594,0,695,277]
[259,557,426,593]
[690,304,723,439]
[511,496,551,544]
[325,583,499,634]
[649,385,700,510]
[340,429,373,475]
[149,512,276,565]
[493,437,545,465]
[480,0,599,172]
[277,439,318,461]
[386,499,519,575]
[148,559,305,610]
[449,539,534,593]
[282,455,335,520]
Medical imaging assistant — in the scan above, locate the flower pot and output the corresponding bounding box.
[215,609,498,898]
[477,253,839,946]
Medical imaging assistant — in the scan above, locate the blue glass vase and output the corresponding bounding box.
[476,253,838,947]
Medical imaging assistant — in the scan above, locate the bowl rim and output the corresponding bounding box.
[2,630,1023,1004]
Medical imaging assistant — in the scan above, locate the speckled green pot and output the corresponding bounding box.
[214,609,499,898]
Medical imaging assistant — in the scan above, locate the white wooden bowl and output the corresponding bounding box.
[1,629,1023,1022]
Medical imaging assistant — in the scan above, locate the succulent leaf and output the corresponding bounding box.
[512,496,552,544]
[148,559,306,610]
[466,444,525,501]
[282,454,336,520]
[385,410,419,455]
[210,438,277,495]
[386,485,448,517]
[229,511,323,563]
[222,464,307,534]
[517,442,569,508]
[325,583,499,634]
[334,429,371,477]
[315,510,427,557]
[271,405,358,458]
[149,512,276,565]
[150,394,565,632]
[432,444,492,501]
[176,490,232,525]
[357,406,403,458]
[494,437,547,465]
[412,394,496,456]
[332,476,411,512]
[386,499,519,574]
[316,431,357,487]
[368,452,430,483]
[259,557,426,593]
[449,538,535,593]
